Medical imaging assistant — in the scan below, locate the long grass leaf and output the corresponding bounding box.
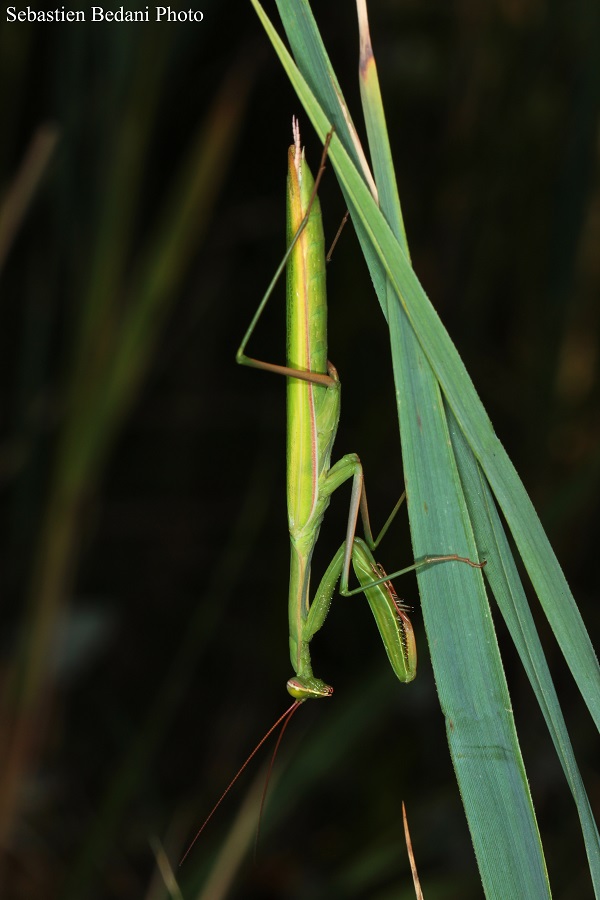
[450,411,600,891]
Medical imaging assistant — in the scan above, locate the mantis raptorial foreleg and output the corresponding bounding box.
[237,119,484,701]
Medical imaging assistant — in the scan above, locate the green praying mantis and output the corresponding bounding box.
[180,121,484,863]
[237,118,484,700]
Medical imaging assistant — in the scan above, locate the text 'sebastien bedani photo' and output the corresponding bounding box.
[6,6,204,22]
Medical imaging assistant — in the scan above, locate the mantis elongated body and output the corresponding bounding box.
[180,123,485,864]
[237,120,484,700]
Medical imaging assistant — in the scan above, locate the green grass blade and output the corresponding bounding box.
[348,10,551,884]
[354,0,408,259]
[393,323,550,897]
[450,410,600,891]
[262,0,365,178]
[348,12,594,885]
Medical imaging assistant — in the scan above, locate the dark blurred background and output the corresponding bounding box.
[0,1,598,898]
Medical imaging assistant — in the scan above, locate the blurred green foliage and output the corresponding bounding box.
[0,2,598,898]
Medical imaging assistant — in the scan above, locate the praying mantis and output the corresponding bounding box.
[180,120,485,864]
[236,119,484,701]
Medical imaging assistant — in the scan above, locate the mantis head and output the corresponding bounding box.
[286,675,334,700]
